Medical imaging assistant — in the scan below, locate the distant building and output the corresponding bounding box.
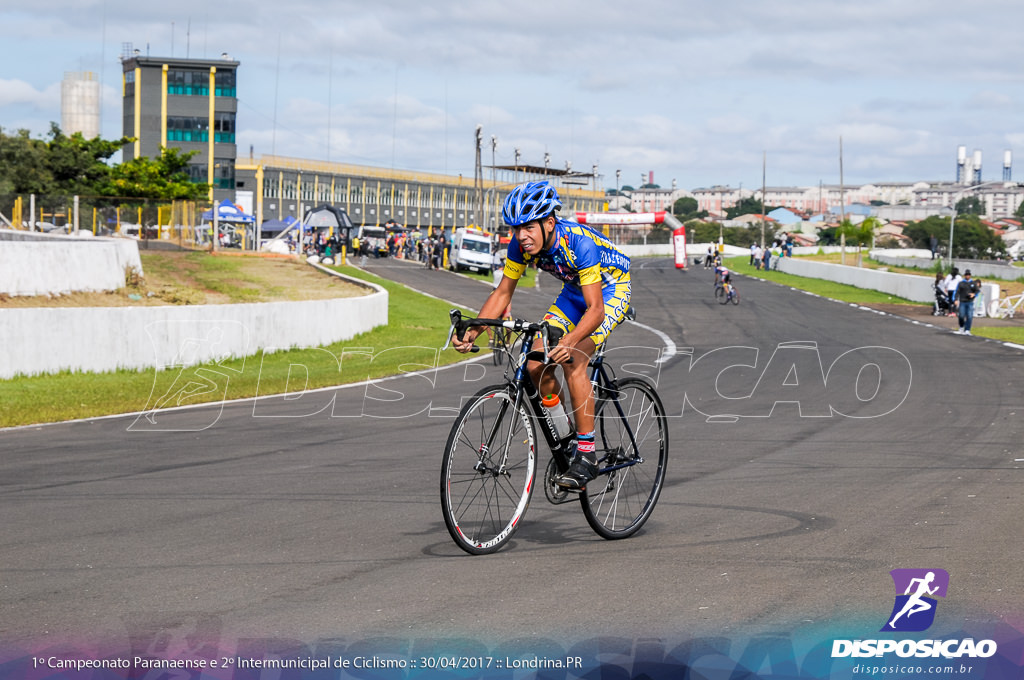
[697,180,1024,222]
[61,71,100,139]
[629,186,688,213]
[692,185,750,217]
[913,181,1024,220]
[120,49,239,201]
[234,157,604,232]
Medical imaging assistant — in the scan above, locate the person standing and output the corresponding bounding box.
[944,267,962,317]
[954,270,978,335]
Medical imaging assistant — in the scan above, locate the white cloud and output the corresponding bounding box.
[0,79,60,109]
[4,0,1024,188]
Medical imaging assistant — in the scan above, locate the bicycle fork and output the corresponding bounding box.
[475,395,517,478]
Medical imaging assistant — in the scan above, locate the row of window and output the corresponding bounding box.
[122,68,237,98]
[167,130,237,143]
[166,68,236,97]
[262,179,487,210]
[185,161,235,189]
[166,114,235,143]
[167,85,237,97]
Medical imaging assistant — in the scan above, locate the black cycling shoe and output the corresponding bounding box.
[554,456,599,491]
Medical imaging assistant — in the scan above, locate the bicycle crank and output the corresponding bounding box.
[543,457,574,505]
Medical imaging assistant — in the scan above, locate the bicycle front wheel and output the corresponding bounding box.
[715,286,726,304]
[440,385,537,554]
[582,378,668,539]
[730,288,740,305]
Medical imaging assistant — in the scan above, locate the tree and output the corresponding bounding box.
[955,195,984,216]
[46,123,130,196]
[1014,198,1024,222]
[673,196,707,221]
[726,197,768,219]
[106,147,209,201]
[0,127,53,196]
[685,222,763,248]
[903,215,1006,259]
[0,123,130,198]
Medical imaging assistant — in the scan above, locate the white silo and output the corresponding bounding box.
[61,71,101,139]
[1003,150,1012,181]
[957,145,967,184]
[972,149,983,184]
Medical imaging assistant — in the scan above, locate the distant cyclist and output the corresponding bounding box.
[714,262,731,288]
[451,181,631,491]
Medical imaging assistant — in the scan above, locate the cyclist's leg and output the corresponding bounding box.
[529,283,618,425]
[527,285,578,415]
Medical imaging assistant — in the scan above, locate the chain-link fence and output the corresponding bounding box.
[0,194,262,249]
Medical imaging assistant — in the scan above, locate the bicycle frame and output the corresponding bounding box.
[445,310,645,476]
[441,308,668,552]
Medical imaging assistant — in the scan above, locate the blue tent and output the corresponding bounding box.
[203,198,255,223]
[260,216,299,235]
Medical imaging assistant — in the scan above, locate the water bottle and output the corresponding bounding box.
[541,393,573,440]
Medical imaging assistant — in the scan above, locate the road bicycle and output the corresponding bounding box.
[440,309,669,555]
[715,281,739,305]
[993,289,1024,319]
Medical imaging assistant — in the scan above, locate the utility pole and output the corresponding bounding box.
[839,136,846,266]
[490,135,497,230]
[761,151,766,248]
[473,125,483,229]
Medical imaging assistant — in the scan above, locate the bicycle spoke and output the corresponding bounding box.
[582,378,668,539]
[441,386,536,554]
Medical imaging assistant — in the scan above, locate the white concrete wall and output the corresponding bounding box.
[0,269,388,379]
[773,257,934,303]
[618,243,749,258]
[0,229,143,296]
[870,250,1023,281]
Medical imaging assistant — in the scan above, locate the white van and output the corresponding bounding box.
[449,227,494,273]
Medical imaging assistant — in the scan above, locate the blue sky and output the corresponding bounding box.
[2,0,1024,191]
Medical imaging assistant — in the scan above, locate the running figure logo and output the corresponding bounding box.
[881,568,949,632]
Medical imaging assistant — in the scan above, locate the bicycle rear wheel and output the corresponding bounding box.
[715,286,726,304]
[440,385,537,554]
[582,377,668,539]
[490,328,511,366]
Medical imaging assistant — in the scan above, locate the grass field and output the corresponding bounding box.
[725,255,1024,344]
[0,263,481,428]
[3,252,1020,427]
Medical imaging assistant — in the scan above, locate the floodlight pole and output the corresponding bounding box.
[947,181,990,265]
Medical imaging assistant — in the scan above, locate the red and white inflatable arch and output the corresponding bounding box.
[575,211,688,269]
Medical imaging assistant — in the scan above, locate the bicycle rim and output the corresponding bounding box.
[715,286,726,304]
[731,289,740,305]
[582,378,668,539]
[440,385,536,554]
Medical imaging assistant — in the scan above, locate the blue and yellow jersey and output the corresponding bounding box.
[504,218,630,289]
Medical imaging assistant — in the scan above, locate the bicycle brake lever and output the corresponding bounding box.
[441,320,456,351]
[442,309,463,351]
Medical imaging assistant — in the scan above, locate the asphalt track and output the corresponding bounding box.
[2,257,1022,657]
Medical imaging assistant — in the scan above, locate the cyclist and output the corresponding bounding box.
[451,180,631,491]
[714,262,731,289]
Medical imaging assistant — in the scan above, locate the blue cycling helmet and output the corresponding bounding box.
[501,181,562,226]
